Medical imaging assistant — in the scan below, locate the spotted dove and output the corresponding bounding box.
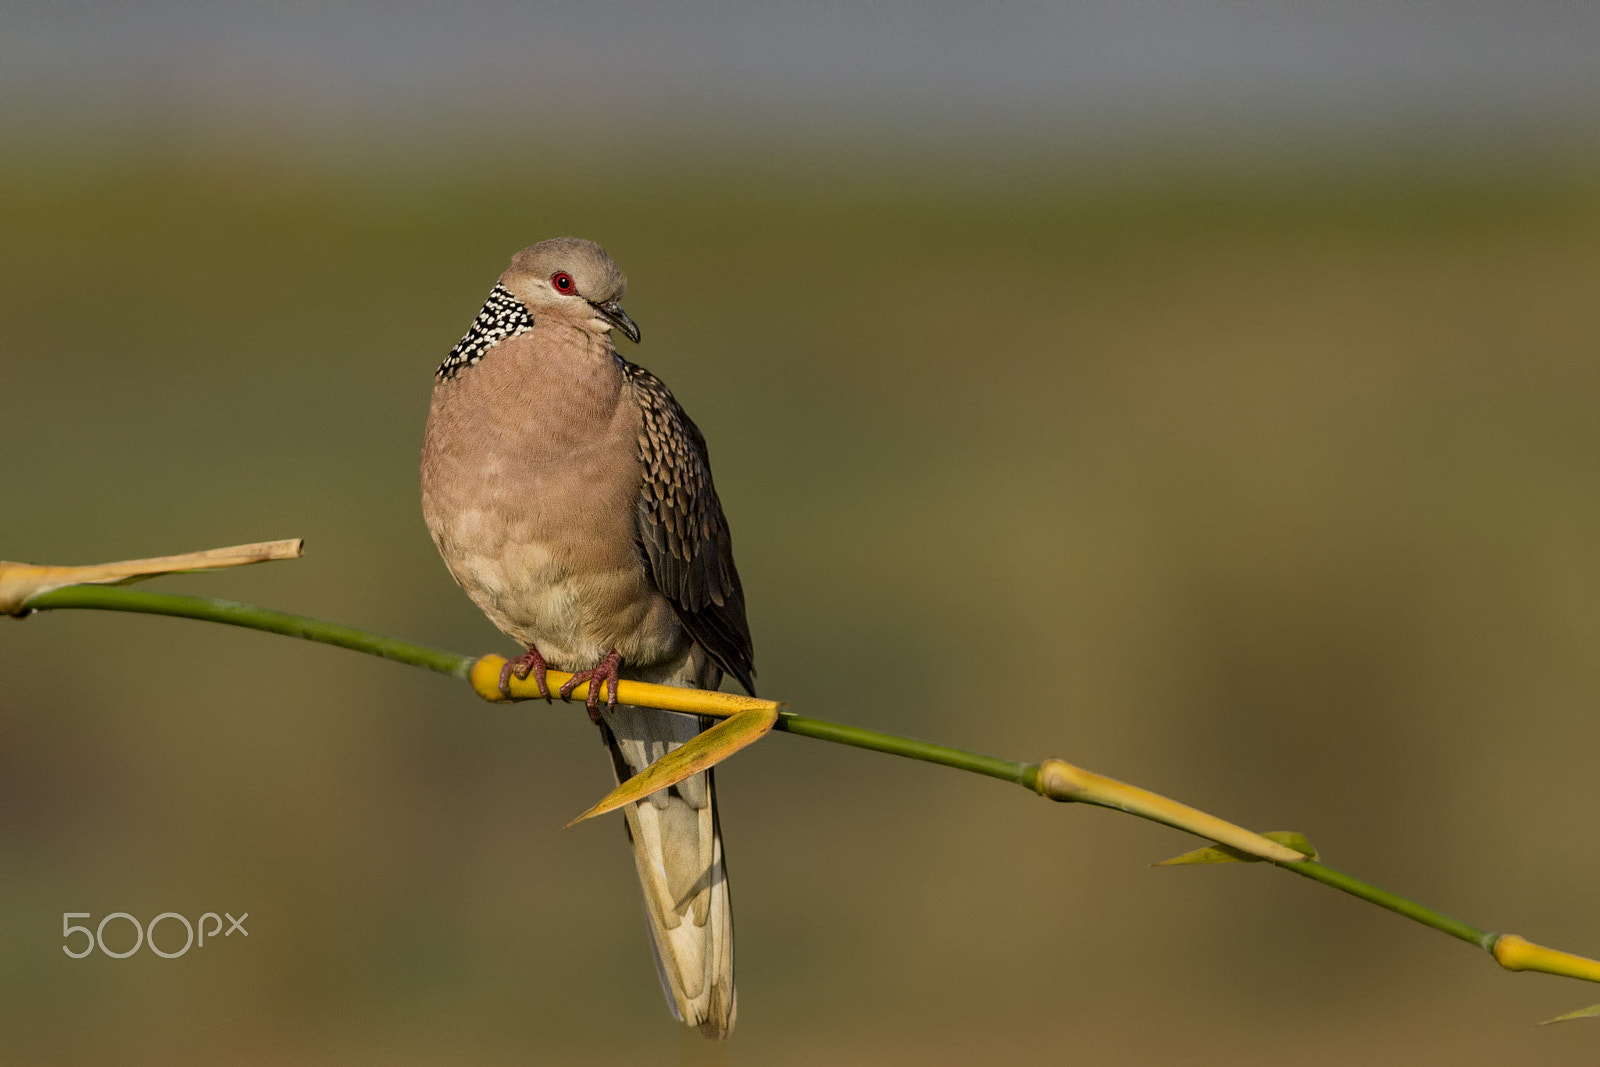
[420,237,753,1037]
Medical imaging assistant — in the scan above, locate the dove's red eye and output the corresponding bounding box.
[551,271,575,293]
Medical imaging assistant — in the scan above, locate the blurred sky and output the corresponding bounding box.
[6,1,1600,164]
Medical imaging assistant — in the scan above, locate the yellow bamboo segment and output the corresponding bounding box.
[0,539,304,616]
[469,654,784,718]
[1494,935,1600,983]
[1035,758,1308,863]
[566,705,780,826]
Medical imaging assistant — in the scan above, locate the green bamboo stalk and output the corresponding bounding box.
[768,712,1492,953]
[773,713,1038,788]
[23,585,474,678]
[17,581,1600,997]
[1275,858,1496,951]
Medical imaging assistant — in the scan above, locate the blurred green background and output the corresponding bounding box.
[6,4,1600,1064]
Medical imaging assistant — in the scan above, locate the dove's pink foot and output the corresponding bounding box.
[560,649,623,723]
[499,646,552,701]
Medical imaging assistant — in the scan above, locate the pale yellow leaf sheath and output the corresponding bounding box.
[0,539,303,616]
[1035,759,1309,864]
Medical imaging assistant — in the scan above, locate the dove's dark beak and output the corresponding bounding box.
[593,300,641,344]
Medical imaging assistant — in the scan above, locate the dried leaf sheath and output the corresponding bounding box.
[0,539,302,616]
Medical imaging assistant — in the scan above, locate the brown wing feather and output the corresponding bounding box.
[623,358,756,695]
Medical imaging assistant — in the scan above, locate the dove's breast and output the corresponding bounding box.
[420,327,688,670]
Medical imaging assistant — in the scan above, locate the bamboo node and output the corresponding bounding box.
[1035,758,1083,803]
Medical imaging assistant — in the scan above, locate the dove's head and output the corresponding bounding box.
[501,237,640,343]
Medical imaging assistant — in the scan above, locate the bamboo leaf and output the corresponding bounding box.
[1539,1002,1600,1025]
[567,705,779,826]
[1158,830,1319,866]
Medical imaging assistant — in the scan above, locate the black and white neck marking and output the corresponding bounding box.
[436,282,535,380]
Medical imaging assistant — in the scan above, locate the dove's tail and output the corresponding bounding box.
[598,657,736,1038]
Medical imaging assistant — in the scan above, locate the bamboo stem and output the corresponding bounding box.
[18,581,1600,998]
[1277,858,1496,951]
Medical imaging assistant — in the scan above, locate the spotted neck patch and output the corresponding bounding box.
[436,282,534,380]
